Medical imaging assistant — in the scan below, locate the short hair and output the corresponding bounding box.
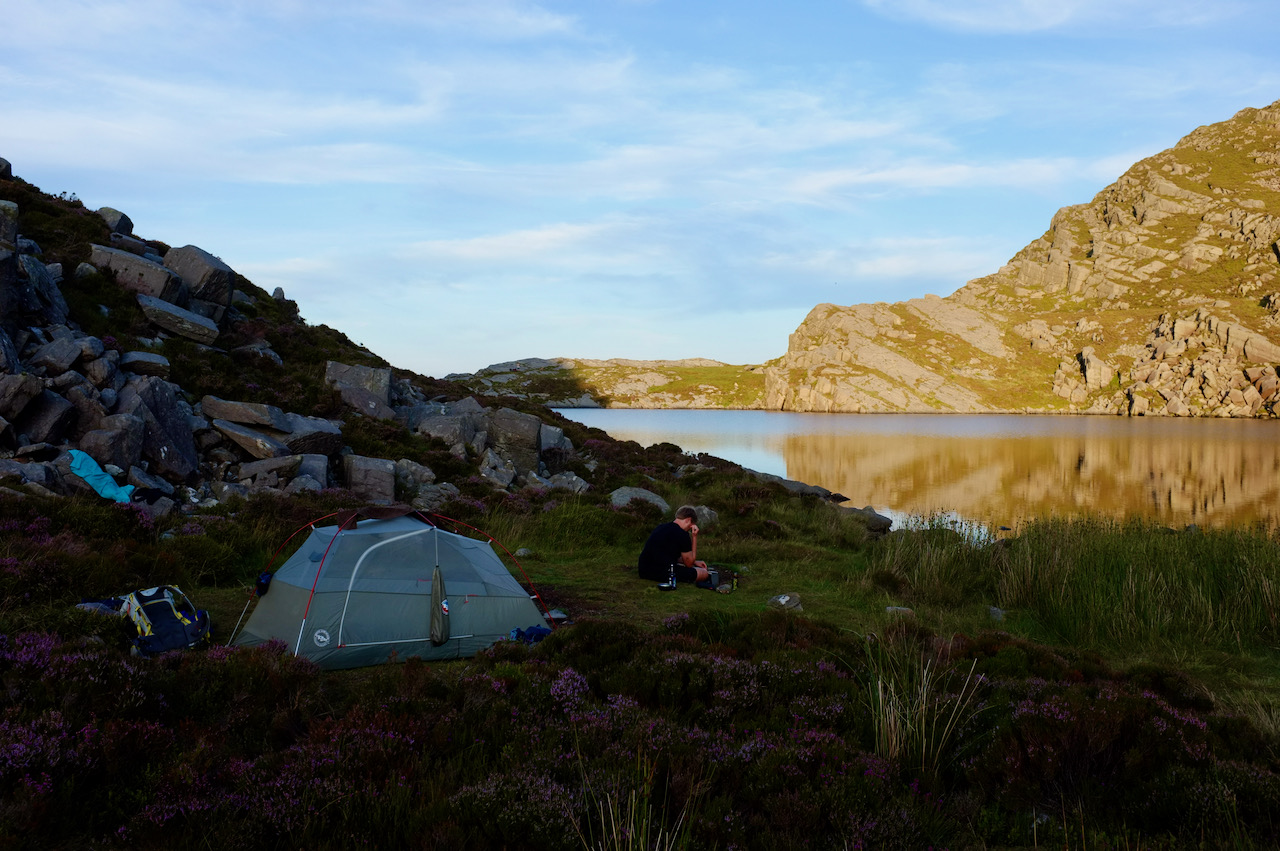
[675,505,698,521]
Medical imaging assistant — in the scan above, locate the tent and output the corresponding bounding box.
[231,509,550,669]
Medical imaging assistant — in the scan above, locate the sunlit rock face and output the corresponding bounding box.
[766,99,1280,418]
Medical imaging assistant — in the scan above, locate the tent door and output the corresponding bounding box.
[429,567,450,646]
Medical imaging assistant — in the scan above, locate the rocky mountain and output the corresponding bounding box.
[765,99,1280,417]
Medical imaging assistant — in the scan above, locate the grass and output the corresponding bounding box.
[3,482,1280,848]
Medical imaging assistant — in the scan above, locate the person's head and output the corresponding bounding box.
[674,505,698,528]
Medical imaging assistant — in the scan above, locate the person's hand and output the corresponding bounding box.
[695,560,706,568]
[690,524,699,536]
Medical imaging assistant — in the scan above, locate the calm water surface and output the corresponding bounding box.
[555,410,1280,530]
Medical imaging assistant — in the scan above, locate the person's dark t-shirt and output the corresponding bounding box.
[638,522,693,581]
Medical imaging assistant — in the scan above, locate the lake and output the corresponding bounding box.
[555,409,1280,531]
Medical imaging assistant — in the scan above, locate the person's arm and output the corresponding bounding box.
[680,526,709,579]
[679,524,699,566]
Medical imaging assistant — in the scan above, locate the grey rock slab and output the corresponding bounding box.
[297,454,329,485]
[548,471,590,493]
[278,414,344,456]
[412,482,460,511]
[115,376,199,481]
[200,395,291,431]
[28,337,83,375]
[342,455,395,504]
[136,294,220,344]
[238,454,303,479]
[90,245,187,304]
[325,361,391,404]
[609,486,669,513]
[120,351,171,378]
[212,419,290,460]
[128,465,175,496]
[164,245,235,321]
[284,475,324,494]
[78,414,146,472]
[487,407,542,473]
[19,255,70,326]
[14,390,75,445]
[109,232,155,257]
[336,385,397,420]
[394,458,435,487]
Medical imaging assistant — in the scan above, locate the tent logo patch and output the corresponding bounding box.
[440,599,449,616]
[313,629,331,647]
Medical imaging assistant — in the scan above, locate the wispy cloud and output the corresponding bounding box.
[860,0,1249,33]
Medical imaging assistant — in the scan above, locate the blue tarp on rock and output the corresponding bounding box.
[68,449,135,503]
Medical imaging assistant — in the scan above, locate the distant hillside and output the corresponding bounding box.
[449,357,767,409]
[765,99,1280,417]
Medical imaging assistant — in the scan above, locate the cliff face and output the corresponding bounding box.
[765,99,1280,417]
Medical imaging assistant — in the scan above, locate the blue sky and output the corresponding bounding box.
[5,1,1279,377]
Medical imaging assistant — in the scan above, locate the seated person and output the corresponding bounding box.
[638,505,709,585]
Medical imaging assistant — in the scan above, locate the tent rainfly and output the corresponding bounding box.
[231,511,549,669]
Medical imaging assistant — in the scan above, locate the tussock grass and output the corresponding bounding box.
[996,518,1280,653]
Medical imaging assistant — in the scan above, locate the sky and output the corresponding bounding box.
[4,1,1279,377]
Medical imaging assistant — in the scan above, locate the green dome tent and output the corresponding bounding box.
[231,509,550,669]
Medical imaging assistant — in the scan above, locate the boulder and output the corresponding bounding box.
[84,353,122,390]
[416,413,481,456]
[610,486,669,513]
[18,255,70,326]
[96,207,134,235]
[325,361,391,405]
[0,158,10,180]
[1078,347,1115,391]
[201,395,292,432]
[13,390,75,444]
[212,419,290,460]
[0,371,50,417]
[692,505,719,528]
[478,448,517,487]
[115,377,199,481]
[63,382,107,438]
[394,458,436,489]
[239,455,303,480]
[163,245,235,322]
[487,407,542,473]
[109,232,156,258]
[296,454,329,486]
[548,471,590,493]
[90,245,186,304]
[136,294,220,344]
[28,337,83,375]
[284,475,324,495]
[0,459,60,492]
[77,414,146,471]
[449,396,485,415]
[120,351,170,378]
[412,482,461,511]
[0,328,20,375]
[334,384,396,420]
[277,413,344,456]
[840,505,893,536]
[342,455,395,504]
[128,465,175,496]
[539,423,572,454]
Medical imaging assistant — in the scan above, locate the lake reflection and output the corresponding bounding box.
[555,410,1280,530]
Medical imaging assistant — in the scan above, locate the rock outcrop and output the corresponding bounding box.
[766,99,1280,418]
[0,163,598,515]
